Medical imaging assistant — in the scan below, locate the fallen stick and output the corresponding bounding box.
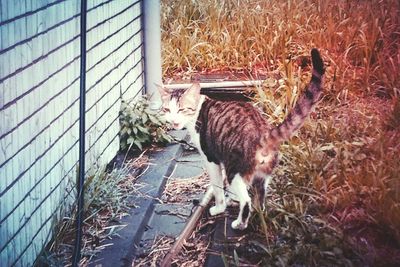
[160,188,213,267]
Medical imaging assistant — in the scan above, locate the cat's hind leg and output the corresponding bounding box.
[205,162,226,216]
[226,180,240,207]
[252,174,272,211]
[230,174,252,230]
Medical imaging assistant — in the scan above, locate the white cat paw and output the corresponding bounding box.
[209,205,226,216]
[231,219,247,230]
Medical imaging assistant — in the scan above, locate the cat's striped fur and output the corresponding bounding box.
[158,48,325,230]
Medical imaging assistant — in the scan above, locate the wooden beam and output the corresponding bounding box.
[163,80,265,89]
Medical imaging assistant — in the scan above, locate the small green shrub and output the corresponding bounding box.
[119,97,172,150]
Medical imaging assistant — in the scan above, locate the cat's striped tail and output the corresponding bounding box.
[269,48,325,145]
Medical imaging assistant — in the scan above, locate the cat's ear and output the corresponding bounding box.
[187,83,201,93]
[184,83,201,99]
[156,84,171,100]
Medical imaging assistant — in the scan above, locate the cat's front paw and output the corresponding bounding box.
[231,219,247,230]
[209,205,226,216]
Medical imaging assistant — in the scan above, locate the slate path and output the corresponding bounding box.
[88,130,209,266]
[136,139,207,262]
[88,129,249,267]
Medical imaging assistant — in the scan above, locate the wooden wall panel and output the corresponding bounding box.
[0,1,144,265]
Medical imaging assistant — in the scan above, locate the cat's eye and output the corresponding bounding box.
[178,107,195,113]
[178,108,192,114]
[162,107,170,112]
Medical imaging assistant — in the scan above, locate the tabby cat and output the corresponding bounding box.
[158,49,325,230]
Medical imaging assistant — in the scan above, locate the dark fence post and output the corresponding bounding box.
[72,0,87,265]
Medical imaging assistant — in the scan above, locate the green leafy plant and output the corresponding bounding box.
[119,97,173,150]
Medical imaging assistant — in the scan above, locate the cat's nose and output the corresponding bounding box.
[170,119,179,128]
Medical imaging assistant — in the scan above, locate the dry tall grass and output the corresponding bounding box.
[161,0,400,265]
[161,0,399,97]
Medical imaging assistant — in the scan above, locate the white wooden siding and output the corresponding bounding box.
[0,0,144,266]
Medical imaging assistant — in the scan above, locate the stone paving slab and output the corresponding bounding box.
[137,203,191,253]
[172,161,204,176]
[88,130,187,267]
[132,146,207,262]
[171,158,204,179]
[88,128,247,267]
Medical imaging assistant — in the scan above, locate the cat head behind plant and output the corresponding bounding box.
[157,83,201,130]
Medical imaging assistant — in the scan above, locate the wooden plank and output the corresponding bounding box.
[164,80,266,89]
[0,0,144,265]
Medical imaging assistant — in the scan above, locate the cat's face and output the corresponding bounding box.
[157,83,201,130]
